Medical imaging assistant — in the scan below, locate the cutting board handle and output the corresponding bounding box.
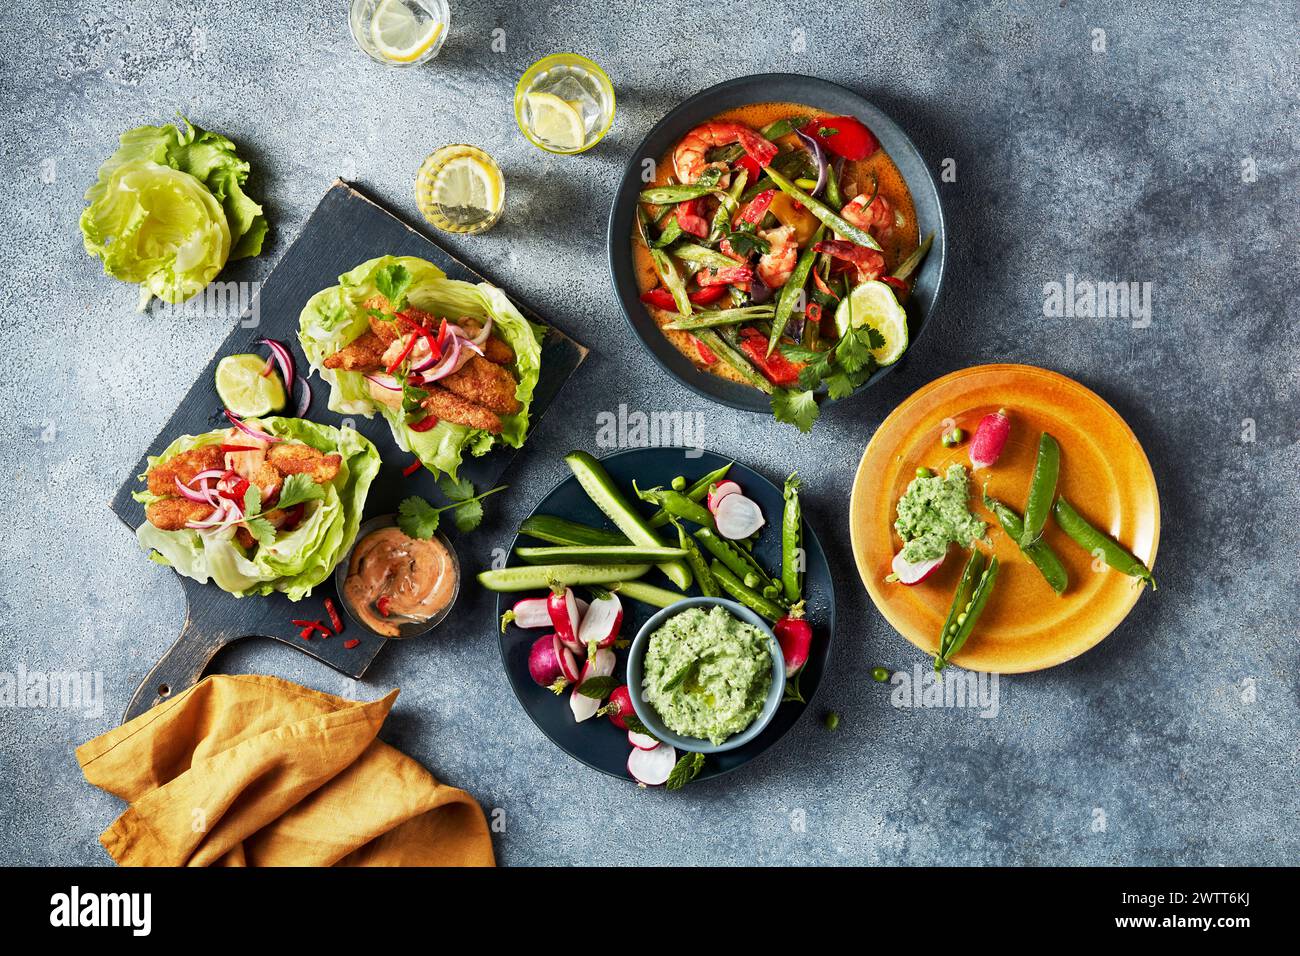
[122,618,233,723]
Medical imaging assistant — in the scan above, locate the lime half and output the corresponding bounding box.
[524,92,586,151]
[216,353,286,417]
[370,0,444,63]
[835,280,909,366]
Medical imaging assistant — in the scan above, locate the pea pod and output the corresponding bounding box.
[1053,497,1156,589]
[669,516,719,597]
[709,561,787,622]
[664,306,776,330]
[934,557,999,670]
[984,494,1068,595]
[780,472,803,603]
[937,549,986,660]
[763,167,883,252]
[1019,433,1061,548]
[633,482,714,527]
[693,329,773,393]
[768,224,825,356]
[648,464,732,529]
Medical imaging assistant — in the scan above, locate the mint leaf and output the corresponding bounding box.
[397,495,441,539]
[665,752,705,791]
[274,473,326,511]
[772,388,820,433]
[576,675,617,700]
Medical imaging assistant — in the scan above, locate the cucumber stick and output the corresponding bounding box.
[515,545,688,565]
[517,515,630,547]
[563,451,694,590]
[477,563,650,592]
[614,580,688,608]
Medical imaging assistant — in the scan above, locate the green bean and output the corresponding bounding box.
[633,482,714,526]
[707,169,748,244]
[664,305,776,330]
[652,214,683,248]
[764,167,883,252]
[937,549,985,661]
[892,234,933,281]
[984,493,1068,595]
[639,183,721,204]
[648,464,732,528]
[824,157,843,209]
[780,471,803,604]
[648,247,692,317]
[761,116,810,140]
[740,176,775,203]
[934,557,999,670]
[1020,433,1061,548]
[693,329,773,393]
[768,224,825,355]
[666,242,741,271]
[709,560,786,621]
[669,516,719,597]
[1053,497,1156,589]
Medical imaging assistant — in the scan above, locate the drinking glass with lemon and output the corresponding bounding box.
[350,0,449,66]
[514,53,615,154]
[416,145,505,235]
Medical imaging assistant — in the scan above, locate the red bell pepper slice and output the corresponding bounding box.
[800,115,879,161]
[675,198,709,238]
[693,336,718,366]
[735,154,763,187]
[641,285,731,313]
[737,327,803,388]
[735,189,776,227]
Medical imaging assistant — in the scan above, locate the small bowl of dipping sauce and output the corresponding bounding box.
[334,515,460,638]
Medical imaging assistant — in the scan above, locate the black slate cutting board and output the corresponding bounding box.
[111,181,587,722]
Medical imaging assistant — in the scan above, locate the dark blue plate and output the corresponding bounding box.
[496,448,835,784]
[607,73,947,413]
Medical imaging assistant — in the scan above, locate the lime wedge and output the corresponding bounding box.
[431,154,502,220]
[370,0,444,63]
[216,353,286,417]
[834,280,909,366]
[525,92,586,151]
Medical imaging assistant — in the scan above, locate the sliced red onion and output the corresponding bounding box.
[174,475,212,503]
[186,500,241,531]
[419,335,464,384]
[794,129,828,197]
[364,374,402,391]
[747,276,773,305]
[189,469,225,483]
[469,316,493,346]
[225,410,284,443]
[257,338,294,392]
[294,376,311,417]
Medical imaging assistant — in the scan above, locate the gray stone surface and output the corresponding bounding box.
[1,0,1296,866]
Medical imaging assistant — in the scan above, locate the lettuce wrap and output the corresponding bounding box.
[133,418,379,600]
[298,255,544,478]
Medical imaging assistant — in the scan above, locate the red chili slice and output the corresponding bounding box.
[324,598,343,633]
[343,639,361,649]
[408,413,440,433]
[384,331,421,375]
[298,626,314,641]
[220,444,262,453]
[881,275,909,293]
[376,596,392,618]
[402,459,423,477]
[800,115,879,161]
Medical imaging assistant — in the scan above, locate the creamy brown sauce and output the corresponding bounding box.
[343,527,457,637]
[632,101,920,385]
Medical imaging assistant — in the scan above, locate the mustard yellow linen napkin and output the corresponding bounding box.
[76,674,494,867]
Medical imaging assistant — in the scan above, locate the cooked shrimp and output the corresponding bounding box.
[814,240,886,284]
[673,121,778,184]
[756,225,798,289]
[841,192,895,237]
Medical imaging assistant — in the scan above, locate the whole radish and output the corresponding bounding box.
[527,635,566,690]
[774,608,813,678]
[970,408,1010,470]
[603,684,634,730]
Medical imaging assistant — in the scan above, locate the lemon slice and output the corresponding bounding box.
[525,92,586,151]
[370,0,444,63]
[216,354,286,418]
[430,154,502,219]
[834,280,909,365]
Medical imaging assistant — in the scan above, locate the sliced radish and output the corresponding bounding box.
[576,597,590,620]
[549,586,583,652]
[570,648,616,722]
[528,634,564,688]
[577,592,623,649]
[707,480,743,514]
[509,597,551,629]
[628,730,659,750]
[628,743,678,786]
[891,550,945,585]
[714,493,765,539]
[554,636,582,682]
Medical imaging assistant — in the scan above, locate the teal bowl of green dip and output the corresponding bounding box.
[627,597,786,754]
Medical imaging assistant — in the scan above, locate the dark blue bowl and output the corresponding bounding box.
[607,73,947,413]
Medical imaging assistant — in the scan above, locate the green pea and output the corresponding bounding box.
[823,711,841,730]
[671,475,687,491]
[941,427,966,447]
[744,572,760,588]
[871,666,890,682]
[916,467,934,479]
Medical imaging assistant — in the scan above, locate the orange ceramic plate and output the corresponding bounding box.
[850,364,1159,672]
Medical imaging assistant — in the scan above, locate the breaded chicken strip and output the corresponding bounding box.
[460,319,516,365]
[267,444,342,484]
[442,355,521,416]
[252,462,283,503]
[423,385,503,434]
[323,330,388,372]
[146,445,225,497]
[146,497,216,531]
[363,295,406,345]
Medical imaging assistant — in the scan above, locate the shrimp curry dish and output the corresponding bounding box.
[632,103,932,431]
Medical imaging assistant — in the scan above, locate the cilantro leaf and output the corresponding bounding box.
[725,228,770,258]
[771,388,820,433]
[397,495,441,539]
[826,372,857,400]
[274,473,327,511]
[437,475,475,502]
[450,497,484,534]
[245,516,276,547]
[242,484,262,517]
[375,263,413,312]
